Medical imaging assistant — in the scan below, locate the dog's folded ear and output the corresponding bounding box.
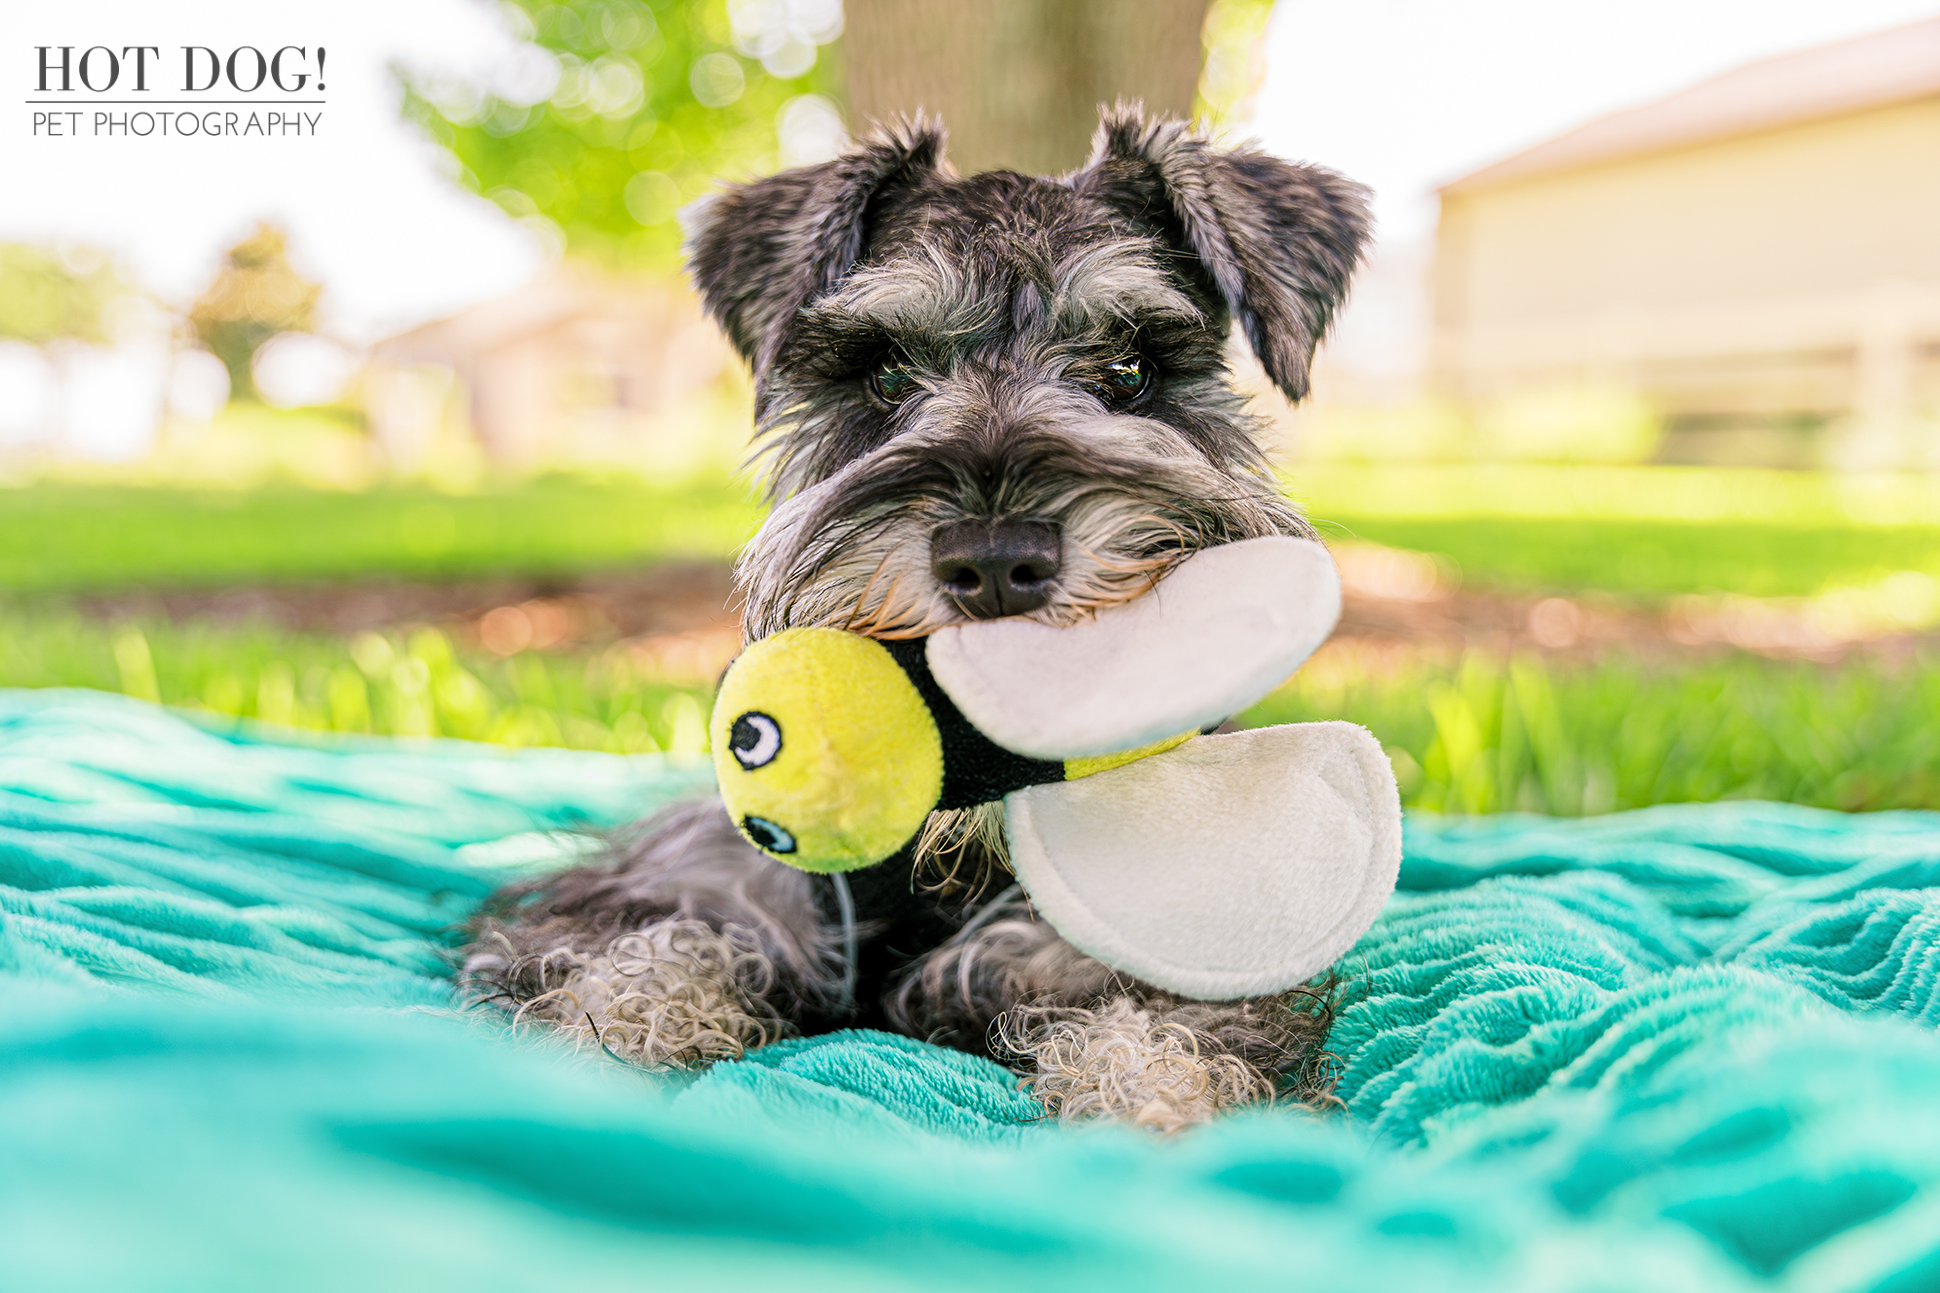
[683,119,946,375]
[1071,106,1372,403]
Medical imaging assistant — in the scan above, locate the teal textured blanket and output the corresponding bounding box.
[4,688,1939,1291]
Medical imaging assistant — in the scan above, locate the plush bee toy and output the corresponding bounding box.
[709,537,1402,1001]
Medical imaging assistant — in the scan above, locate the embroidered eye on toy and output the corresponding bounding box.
[708,536,1403,1002]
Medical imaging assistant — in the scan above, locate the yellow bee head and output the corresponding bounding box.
[708,628,945,872]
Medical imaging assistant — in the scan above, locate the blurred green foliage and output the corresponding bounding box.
[0,244,127,345]
[1245,648,1940,815]
[1194,0,1276,125]
[401,0,843,269]
[0,476,764,594]
[187,223,321,402]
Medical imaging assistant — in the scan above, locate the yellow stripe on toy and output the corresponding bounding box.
[709,628,944,873]
[1064,731,1195,781]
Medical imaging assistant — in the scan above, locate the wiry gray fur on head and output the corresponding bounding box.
[683,105,1367,638]
[736,417,1305,639]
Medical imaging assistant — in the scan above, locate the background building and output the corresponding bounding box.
[367,268,739,472]
[1430,18,1940,469]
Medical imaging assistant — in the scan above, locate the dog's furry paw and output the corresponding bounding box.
[468,919,794,1068]
[997,997,1283,1134]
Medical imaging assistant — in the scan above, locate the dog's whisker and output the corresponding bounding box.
[841,547,902,633]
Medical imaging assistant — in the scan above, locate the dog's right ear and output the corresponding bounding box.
[683,120,946,375]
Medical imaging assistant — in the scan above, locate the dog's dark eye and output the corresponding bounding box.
[870,357,917,404]
[1097,357,1150,403]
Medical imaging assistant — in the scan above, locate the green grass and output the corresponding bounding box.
[5,600,1934,815]
[2,475,765,593]
[1288,463,1940,525]
[1243,647,1940,815]
[1313,515,1940,601]
[0,606,713,756]
[7,467,1940,819]
[9,470,1940,603]
[1297,463,1940,601]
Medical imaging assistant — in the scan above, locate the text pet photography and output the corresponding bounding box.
[27,44,326,141]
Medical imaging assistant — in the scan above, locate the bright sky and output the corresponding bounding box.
[4,1,1937,346]
[0,0,535,345]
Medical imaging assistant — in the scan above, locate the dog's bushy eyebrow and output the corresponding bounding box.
[796,235,1204,372]
[1043,238,1202,334]
[805,247,1001,358]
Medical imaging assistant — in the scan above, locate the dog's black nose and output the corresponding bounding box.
[930,519,1062,618]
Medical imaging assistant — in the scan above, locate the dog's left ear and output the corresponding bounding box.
[684,118,946,376]
[1070,108,1372,402]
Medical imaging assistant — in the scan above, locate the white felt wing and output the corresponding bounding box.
[1003,722,1401,1001]
[926,536,1340,761]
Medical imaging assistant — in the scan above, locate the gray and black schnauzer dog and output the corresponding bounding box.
[465,106,1371,1132]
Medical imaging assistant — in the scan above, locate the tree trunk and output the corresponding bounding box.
[843,0,1214,177]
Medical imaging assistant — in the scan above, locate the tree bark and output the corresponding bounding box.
[844,0,1213,177]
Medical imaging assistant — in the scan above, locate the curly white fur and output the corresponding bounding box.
[997,997,1280,1133]
[497,920,793,1068]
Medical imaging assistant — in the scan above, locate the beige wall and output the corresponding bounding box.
[1432,95,1940,463]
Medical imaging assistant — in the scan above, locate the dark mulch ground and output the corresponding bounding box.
[64,561,742,647]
